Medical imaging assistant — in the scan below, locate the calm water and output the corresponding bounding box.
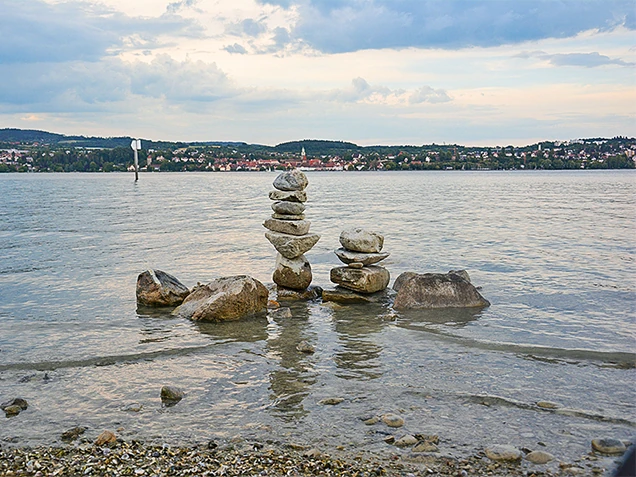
[0,171,634,469]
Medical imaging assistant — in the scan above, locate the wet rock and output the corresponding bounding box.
[172,275,268,322]
[413,441,439,453]
[273,169,308,191]
[268,190,307,203]
[536,401,559,409]
[525,450,554,464]
[160,385,184,405]
[393,272,417,292]
[271,213,305,221]
[322,287,391,304]
[272,254,312,290]
[330,266,390,294]
[269,307,292,319]
[383,436,396,444]
[362,416,380,425]
[448,269,471,282]
[591,438,627,455]
[267,300,280,309]
[3,405,22,417]
[393,272,490,309]
[339,228,384,253]
[265,232,321,259]
[296,341,315,353]
[303,448,321,459]
[121,403,143,412]
[319,397,345,405]
[95,430,117,446]
[136,269,190,307]
[271,201,306,216]
[1,398,28,411]
[382,414,405,428]
[263,218,311,236]
[395,435,418,447]
[334,248,390,266]
[484,445,522,461]
[61,427,86,442]
[276,285,322,301]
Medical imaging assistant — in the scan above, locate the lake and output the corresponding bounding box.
[0,171,634,469]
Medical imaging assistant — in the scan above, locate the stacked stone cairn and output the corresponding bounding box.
[264,169,320,291]
[330,228,390,294]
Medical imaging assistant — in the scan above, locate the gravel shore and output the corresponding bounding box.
[0,438,620,477]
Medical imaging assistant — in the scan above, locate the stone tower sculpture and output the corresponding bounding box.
[264,169,320,292]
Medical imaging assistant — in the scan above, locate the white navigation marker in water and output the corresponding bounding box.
[131,139,142,181]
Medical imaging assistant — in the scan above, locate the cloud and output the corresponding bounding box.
[224,43,248,54]
[0,0,204,64]
[516,50,635,68]
[256,0,635,53]
[325,77,451,105]
[226,18,269,37]
[166,0,199,13]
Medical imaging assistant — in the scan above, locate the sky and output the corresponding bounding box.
[1,0,635,146]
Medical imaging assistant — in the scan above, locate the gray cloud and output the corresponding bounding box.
[166,0,199,13]
[226,18,269,37]
[257,0,635,53]
[224,43,248,54]
[0,0,204,64]
[516,50,635,67]
[326,77,451,104]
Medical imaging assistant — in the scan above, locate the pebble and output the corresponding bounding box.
[1,398,28,411]
[382,414,405,428]
[394,435,418,447]
[484,445,522,461]
[121,403,143,412]
[296,341,315,353]
[525,450,554,464]
[536,401,559,409]
[3,405,22,417]
[160,385,184,404]
[95,430,117,447]
[362,416,380,425]
[591,437,627,455]
[319,397,344,405]
[61,427,86,442]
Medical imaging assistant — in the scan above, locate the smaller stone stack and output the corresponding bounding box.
[264,169,320,291]
[330,228,390,294]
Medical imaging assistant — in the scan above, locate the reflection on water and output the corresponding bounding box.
[266,304,317,421]
[194,314,269,344]
[396,307,485,329]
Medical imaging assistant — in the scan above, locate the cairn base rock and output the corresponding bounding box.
[273,254,312,290]
[330,265,390,294]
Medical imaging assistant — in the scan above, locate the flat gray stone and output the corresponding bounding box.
[525,451,554,464]
[330,265,390,294]
[395,435,418,447]
[272,254,312,290]
[591,438,627,455]
[322,287,391,304]
[272,200,306,215]
[265,231,320,259]
[273,169,308,191]
[263,218,311,236]
[339,228,384,253]
[269,190,307,203]
[335,247,390,266]
[272,213,305,221]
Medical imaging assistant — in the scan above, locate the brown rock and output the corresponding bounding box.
[172,275,268,322]
[263,218,311,236]
[272,254,312,290]
[276,285,322,301]
[330,265,390,294]
[393,272,490,309]
[269,190,307,203]
[95,430,117,446]
[136,269,190,307]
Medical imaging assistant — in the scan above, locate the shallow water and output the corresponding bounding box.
[0,171,634,469]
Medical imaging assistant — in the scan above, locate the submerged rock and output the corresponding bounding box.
[95,430,117,447]
[330,266,390,294]
[393,272,490,309]
[319,397,345,405]
[61,426,86,442]
[161,385,184,405]
[395,435,418,447]
[269,307,292,319]
[172,276,268,322]
[276,285,322,301]
[136,269,190,307]
[322,287,392,304]
[339,228,384,253]
[3,405,22,417]
[296,341,315,353]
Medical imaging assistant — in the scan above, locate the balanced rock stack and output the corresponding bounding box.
[330,228,390,294]
[264,169,320,291]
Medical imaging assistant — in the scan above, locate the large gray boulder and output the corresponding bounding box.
[269,190,307,203]
[265,231,320,259]
[393,272,489,310]
[263,218,311,236]
[335,248,389,266]
[136,269,190,307]
[330,265,390,294]
[273,254,312,290]
[339,228,384,253]
[273,169,308,191]
[172,275,268,322]
[271,201,306,216]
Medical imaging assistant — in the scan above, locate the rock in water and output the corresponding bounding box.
[334,248,390,266]
[61,426,86,442]
[161,385,184,405]
[276,286,322,301]
[525,450,554,464]
[392,272,417,292]
[591,438,627,455]
[172,275,268,322]
[268,190,307,203]
[273,254,312,290]
[484,445,522,461]
[339,228,384,253]
[393,272,490,309]
[1,398,28,411]
[265,232,321,259]
[273,170,309,191]
[330,266,390,294]
[382,414,405,428]
[136,269,190,307]
[95,430,117,446]
[394,435,418,447]
[263,218,311,236]
[271,201,306,215]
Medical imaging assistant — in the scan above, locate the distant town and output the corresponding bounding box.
[0,128,634,173]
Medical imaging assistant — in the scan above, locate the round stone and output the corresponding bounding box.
[394,435,418,447]
[485,445,522,461]
[382,414,404,428]
[525,450,554,464]
[273,254,312,290]
[339,228,384,253]
[591,438,627,455]
[271,201,306,215]
[273,169,308,191]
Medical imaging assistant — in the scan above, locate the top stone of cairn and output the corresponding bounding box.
[339,228,384,253]
[273,169,308,191]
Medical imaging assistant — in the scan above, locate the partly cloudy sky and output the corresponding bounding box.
[1,0,634,145]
